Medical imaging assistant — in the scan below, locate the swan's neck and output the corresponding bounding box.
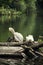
[11,30,15,35]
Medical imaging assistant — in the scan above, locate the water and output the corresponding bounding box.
[0,8,43,42]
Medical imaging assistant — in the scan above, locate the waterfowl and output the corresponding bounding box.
[26,35,34,42]
[9,27,24,42]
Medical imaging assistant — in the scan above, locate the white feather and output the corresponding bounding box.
[9,27,23,42]
[26,35,34,42]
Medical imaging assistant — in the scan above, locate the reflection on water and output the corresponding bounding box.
[0,9,43,41]
[0,57,43,65]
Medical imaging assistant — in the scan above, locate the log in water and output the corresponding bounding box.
[0,42,43,57]
[0,46,24,55]
[0,42,43,48]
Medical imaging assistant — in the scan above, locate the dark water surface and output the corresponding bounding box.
[0,8,43,41]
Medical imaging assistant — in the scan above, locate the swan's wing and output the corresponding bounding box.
[26,36,34,41]
[14,32,23,42]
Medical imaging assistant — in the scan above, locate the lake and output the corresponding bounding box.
[0,8,43,42]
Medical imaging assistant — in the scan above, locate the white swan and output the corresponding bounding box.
[26,35,34,42]
[9,27,24,42]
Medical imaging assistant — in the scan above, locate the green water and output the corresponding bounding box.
[0,9,43,42]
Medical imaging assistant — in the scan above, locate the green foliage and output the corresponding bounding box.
[25,0,36,10]
[0,0,36,14]
[18,0,26,12]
